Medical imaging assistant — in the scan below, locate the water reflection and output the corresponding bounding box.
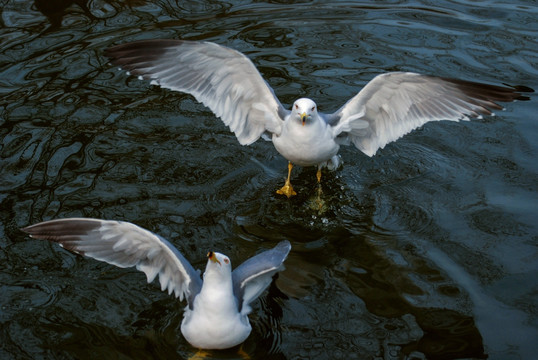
[1,0,537,359]
[34,0,97,31]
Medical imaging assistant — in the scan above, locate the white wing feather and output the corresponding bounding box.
[22,218,202,305]
[232,240,291,315]
[329,72,529,156]
[105,40,287,145]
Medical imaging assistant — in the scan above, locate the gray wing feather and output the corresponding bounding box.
[232,240,291,315]
[329,72,533,156]
[21,218,202,308]
[105,39,288,145]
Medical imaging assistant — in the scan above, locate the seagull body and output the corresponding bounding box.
[181,251,250,349]
[273,98,340,168]
[22,218,291,349]
[104,39,533,197]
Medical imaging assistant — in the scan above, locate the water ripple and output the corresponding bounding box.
[1,0,537,359]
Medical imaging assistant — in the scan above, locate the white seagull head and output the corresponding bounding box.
[205,251,232,279]
[293,98,318,126]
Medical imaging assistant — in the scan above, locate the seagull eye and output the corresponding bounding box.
[295,104,298,110]
[224,258,229,264]
[311,106,315,111]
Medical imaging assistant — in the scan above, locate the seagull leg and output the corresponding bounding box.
[237,345,251,359]
[309,167,326,213]
[316,169,324,210]
[276,161,297,198]
[187,349,212,360]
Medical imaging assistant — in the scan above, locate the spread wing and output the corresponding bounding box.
[22,218,202,308]
[105,39,288,145]
[232,240,291,315]
[328,72,533,156]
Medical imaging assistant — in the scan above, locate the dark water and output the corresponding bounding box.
[1,1,537,359]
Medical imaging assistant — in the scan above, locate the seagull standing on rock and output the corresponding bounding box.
[105,39,533,199]
[22,218,291,350]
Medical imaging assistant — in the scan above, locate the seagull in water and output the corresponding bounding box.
[105,39,533,198]
[22,218,291,350]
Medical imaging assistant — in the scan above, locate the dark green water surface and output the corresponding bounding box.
[1,1,537,359]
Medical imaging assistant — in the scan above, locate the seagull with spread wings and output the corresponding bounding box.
[105,39,533,198]
[22,218,291,349]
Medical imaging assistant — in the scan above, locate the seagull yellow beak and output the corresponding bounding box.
[207,251,221,265]
[300,112,308,126]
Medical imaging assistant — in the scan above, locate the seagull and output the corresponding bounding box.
[21,218,291,350]
[104,39,533,198]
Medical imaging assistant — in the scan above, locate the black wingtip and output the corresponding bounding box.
[104,39,183,65]
[502,84,535,93]
[500,83,534,101]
